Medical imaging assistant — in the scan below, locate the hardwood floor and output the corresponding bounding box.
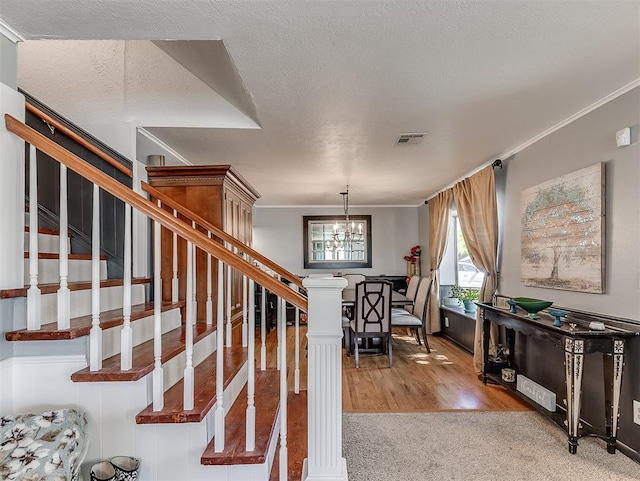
[264,325,529,413]
[342,330,530,412]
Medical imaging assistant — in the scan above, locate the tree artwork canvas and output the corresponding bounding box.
[521,163,604,293]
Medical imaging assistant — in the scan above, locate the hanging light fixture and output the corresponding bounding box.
[331,185,363,247]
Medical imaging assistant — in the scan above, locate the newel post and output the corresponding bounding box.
[302,276,349,481]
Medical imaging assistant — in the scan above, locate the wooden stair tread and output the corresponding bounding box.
[135,346,247,424]
[269,391,307,481]
[5,300,180,341]
[71,321,214,382]
[201,369,281,466]
[0,277,151,299]
[24,252,107,260]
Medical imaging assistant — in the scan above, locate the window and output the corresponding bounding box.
[443,213,484,288]
[303,215,372,269]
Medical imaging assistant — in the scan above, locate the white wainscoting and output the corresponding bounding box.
[6,353,254,481]
[0,357,13,414]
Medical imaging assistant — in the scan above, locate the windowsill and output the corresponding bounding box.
[440,305,477,320]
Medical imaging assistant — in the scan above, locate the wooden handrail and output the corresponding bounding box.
[141,182,304,290]
[5,114,307,311]
[25,102,133,178]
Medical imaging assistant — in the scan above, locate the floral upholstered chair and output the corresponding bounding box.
[1,408,89,481]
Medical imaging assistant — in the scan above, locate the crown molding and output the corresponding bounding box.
[0,20,25,43]
[426,78,640,202]
[136,127,192,166]
[499,77,640,161]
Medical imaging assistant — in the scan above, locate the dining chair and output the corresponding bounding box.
[392,275,422,316]
[343,273,366,289]
[350,280,393,368]
[391,278,433,352]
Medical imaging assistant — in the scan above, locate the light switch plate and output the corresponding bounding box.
[634,400,640,425]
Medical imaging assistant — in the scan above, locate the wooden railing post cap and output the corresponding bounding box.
[302,276,348,290]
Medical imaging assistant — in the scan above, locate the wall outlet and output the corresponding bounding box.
[634,400,640,425]
[444,316,449,328]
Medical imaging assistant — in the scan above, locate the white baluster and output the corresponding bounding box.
[226,262,232,346]
[261,285,266,371]
[205,231,213,325]
[276,295,282,371]
[89,184,102,371]
[152,200,164,410]
[246,278,256,451]
[279,296,288,481]
[215,259,226,451]
[183,238,195,410]
[26,144,41,330]
[120,203,133,370]
[191,221,197,321]
[56,163,70,329]
[294,289,300,394]
[171,209,179,303]
[242,268,248,347]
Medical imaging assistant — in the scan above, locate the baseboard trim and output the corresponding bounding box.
[616,440,640,464]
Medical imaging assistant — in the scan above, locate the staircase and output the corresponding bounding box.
[0,93,348,481]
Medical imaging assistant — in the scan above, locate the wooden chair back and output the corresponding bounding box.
[354,281,392,335]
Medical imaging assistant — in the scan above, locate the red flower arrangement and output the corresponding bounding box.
[403,245,421,264]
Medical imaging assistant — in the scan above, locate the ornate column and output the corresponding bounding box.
[302,275,349,481]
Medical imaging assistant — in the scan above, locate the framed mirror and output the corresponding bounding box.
[303,215,372,269]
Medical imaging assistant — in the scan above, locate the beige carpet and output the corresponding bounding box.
[343,411,640,480]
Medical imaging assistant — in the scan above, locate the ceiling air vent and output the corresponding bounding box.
[395,132,426,146]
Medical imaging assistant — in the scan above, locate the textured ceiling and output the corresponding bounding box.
[1,1,639,206]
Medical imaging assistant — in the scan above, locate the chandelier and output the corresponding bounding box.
[331,185,363,247]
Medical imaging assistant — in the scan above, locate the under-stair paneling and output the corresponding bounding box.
[0,297,23,361]
[147,165,259,322]
[0,357,13,414]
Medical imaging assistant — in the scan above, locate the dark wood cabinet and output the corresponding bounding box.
[147,165,259,323]
[440,306,475,353]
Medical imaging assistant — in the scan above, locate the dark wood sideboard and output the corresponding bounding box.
[479,302,639,455]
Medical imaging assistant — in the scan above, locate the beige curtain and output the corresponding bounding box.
[453,166,498,372]
[428,189,452,334]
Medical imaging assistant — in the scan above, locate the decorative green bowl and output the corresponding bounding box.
[513,297,553,319]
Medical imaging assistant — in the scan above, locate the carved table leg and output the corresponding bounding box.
[607,339,625,454]
[564,338,584,454]
[482,315,491,384]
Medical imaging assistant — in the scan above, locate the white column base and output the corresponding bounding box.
[152,367,164,411]
[89,325,103,371]
[302,458,349,481]
[26,286,41,330]
[120,324,133,370]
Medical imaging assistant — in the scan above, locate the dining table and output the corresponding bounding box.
[341,288,413,308]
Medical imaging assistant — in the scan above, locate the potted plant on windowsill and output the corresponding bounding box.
[443,285,463,307]
[459,288,479,313]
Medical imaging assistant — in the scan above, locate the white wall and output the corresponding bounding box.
[0,34,17,88]
[253,206,419,277]
[499,87,639,320]
[0,82,25,290]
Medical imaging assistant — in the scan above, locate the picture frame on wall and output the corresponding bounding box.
[520,162,605,293]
